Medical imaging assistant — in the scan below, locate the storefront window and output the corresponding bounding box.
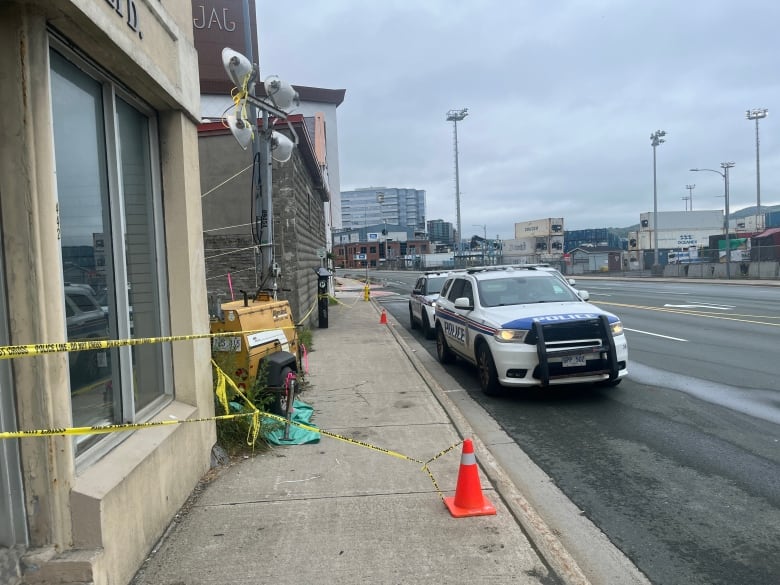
[50,47,171,456]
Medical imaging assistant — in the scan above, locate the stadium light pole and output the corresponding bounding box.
[447,108,468,265]
[690,163,735,279]
[746,108,768,230]
[650,130,666,273]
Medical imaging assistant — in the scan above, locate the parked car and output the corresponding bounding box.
[433,265,628,395]
[65,284,109,383]
[409,270,455,339]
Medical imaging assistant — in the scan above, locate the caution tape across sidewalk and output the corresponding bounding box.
[0,360,467,502]
[0,326,297,361]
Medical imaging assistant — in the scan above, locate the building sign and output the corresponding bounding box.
[367,233,379,241]
[192,0,259,94]
[677,234,698,247]
[354,254,367,260]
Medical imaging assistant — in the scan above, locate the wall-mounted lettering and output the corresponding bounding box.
[104,0,142,38]
[193,5,237,31]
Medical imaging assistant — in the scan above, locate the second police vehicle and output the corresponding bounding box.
[433,265,628,395]
[408,270,454,339]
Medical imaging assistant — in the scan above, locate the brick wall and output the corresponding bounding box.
[202,138,327,330]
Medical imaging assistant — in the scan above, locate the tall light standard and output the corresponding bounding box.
[686,184,695,211]
[650,130,666,273]
[746,108,768,230]
[447,108,468,265]
[691,162,735,279]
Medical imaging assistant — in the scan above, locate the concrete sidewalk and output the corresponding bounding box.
[130,280,590,585]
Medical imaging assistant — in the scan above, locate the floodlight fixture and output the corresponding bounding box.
[446,108,468,122]
[221,48,254,89]
[226,114,253,150]
[746,108,768,121]
[270,131,295,163]
[264,75,300,111]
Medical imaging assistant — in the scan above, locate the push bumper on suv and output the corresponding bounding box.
[490,315,628,387]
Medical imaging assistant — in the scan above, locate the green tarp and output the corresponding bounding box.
[265,399,321,445]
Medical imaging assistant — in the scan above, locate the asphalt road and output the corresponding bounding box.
[355,271,780,585]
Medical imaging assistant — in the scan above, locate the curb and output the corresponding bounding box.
[370,298,592,585]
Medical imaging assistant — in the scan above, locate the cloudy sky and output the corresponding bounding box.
[258,0,780,239]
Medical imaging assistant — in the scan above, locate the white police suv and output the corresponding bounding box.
[408,270,453,339]
[433,265,628,395]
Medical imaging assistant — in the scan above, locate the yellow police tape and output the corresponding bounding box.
[0,360,464,501]
[0,326,297,361]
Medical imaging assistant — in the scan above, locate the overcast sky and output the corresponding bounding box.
[258,0,780,239]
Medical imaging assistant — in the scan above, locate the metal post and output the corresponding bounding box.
[650,130,666,274]
[722,162,734,280]
[240,0,264,287]
[686,184,695,210]
[690,164,734,279]
[746,108,768,230]
[447,109,468,265]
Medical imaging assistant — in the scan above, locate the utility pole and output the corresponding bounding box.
[685,184,695,210]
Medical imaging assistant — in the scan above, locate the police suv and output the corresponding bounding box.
[433,265,628,395]
[408,270,454,339]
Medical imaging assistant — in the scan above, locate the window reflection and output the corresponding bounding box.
[51,48,170,455]
[51,52,117,452]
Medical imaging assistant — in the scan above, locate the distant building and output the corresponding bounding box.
[332,224,430,269]
[341,187,426,231]
[427,219,456,246]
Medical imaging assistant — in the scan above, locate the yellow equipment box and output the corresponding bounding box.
[210,291,300,414]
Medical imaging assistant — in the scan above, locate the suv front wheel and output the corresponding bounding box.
[476,342,502,396]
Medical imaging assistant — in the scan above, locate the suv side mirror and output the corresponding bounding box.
[577,290,590,301]
[454,297,473,310]
[412,288,421,295]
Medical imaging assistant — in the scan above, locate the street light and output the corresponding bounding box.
[690,163,735,279]
[447,108,468,264]
[650,130,666,273]
[746,108,768,230]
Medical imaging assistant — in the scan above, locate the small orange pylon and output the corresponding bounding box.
[444,438,496,518]
[379,309,388,325]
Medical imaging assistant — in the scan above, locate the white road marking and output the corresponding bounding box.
[624,327,687,342]
[663,303,733,310]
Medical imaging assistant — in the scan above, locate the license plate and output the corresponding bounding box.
[562,354,587,367]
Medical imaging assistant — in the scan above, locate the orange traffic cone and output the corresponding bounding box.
[379,309,387,325]
[444,438,496,518]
